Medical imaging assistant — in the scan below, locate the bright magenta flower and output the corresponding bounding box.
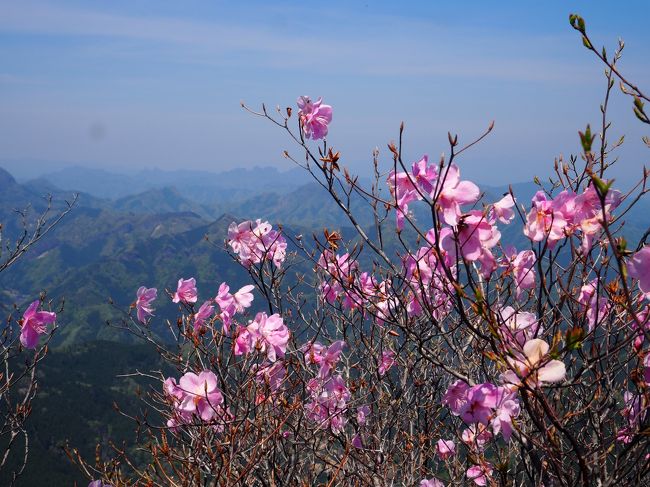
[20,300,56,349]
[135,286,157,323]
[172,277,197,304]
[297,96,332,140]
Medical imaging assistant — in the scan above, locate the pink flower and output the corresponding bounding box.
[462,424,493,451]
[578,279,610,332]
[387,169,420,230]
[628,246,650,299]
[412,155,438,195]
[435,164,480,226]
[491,194,516,224]
[467,463,493,486]
[135,286,157,323]
[357,405,370,425]
[172,277,197,304]
[490,387,520,441]
[644,354,650,385]
[88,481,111,487]
[523,191,568,245]
[227,220,287,268]
[420,478,445,487]
[503,248,536,298]
[193,301,214,331]
[297,96,332,140]
[503,338,566,387]
[435,439,456,459]
[177,370,224,421]
[459,383,498,425]
[442,380,470,415]
[20,300,56,349]
[233,285,255,312]
[498,306,540,347]
[236,312,290,362]
[255,361,287,402]
[378,350,395,376]
[317,341,346,378]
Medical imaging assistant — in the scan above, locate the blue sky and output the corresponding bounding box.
[0,1,648,186]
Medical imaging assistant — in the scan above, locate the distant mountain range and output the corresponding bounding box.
[1,165,648,348]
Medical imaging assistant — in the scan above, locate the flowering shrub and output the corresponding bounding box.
[72,16,650,487]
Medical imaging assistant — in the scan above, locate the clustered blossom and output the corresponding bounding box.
[524,185,621,252]
[135,286,157,323]
[302,339,358,436]
[235,312,290,362]
[164,370,228,428]
[442,379,522,445]
[228,220,287,268]
[20,300,56,349]
[316,250,398,324]
[297,96,332,140]
[387,157,480,230]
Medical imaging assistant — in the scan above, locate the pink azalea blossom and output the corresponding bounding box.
[297,96,332,140]
[502,248,536,298]
[459,383,498,425]
[255,361,287,403]
[435,438,456,459]
[503,338,566,387]
[88,481,111,487]
[177,370,224,421]
[318,341,346,378]
[498,306,540,347]
[193,301,214,331]
[172,277,198,304]
[628,246,650,299]
[491,194,516,224]
[233,284,255,312]
[420,478,446,487]
[467,463,493,486]
[578,279,610,332]
[435,164,480,226]
[378,350,396,376]
[462,424,493,452]
[351,433,364,449]
[135,286,157,323]
[20,300,56,349]
[523,191,568,245]
[236,312,290,362]
[490,387,520,441]
[442,380,470,415]
[357,405,370,425]
[412,155,438,195]
[227,220,287,268]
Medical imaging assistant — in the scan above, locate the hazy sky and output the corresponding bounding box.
[1,1,649,185]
